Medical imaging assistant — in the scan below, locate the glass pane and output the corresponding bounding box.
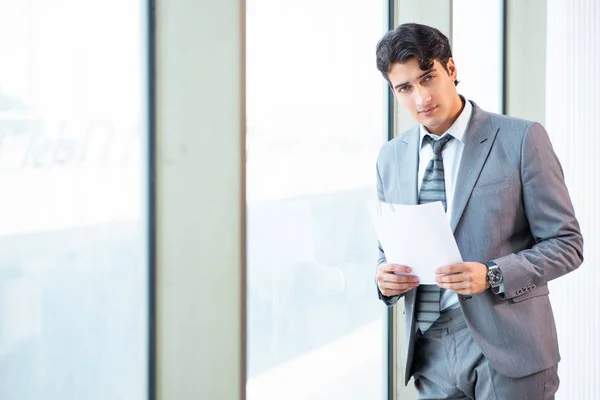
[246,1,386,399]
[0,1,149,399]
[452,0,504,113]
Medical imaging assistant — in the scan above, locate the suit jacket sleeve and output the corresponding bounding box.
[375,161,401,306]
[493,122,584,299]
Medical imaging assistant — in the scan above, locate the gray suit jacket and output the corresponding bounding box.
[376,101,583,385]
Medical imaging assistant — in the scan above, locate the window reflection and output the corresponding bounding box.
[246,1,385,398]
[0,0,148,399]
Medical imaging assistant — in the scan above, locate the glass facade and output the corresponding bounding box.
[0,1,149,399]
[246,1,387,398]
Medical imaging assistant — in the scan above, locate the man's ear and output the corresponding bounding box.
[446,57,457,80]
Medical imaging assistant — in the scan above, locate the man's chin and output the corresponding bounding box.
[420,119,443,133]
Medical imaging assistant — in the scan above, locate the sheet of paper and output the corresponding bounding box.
[368,201,463,284]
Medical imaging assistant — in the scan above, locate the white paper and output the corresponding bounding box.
[368,201,463,284]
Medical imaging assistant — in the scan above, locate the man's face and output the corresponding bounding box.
[387,58,460,135]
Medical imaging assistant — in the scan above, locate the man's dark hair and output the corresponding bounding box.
[376,23,458,86]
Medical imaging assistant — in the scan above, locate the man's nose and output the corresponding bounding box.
[415,87,432,107]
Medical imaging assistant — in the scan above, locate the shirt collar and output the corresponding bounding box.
[419,96,473,146]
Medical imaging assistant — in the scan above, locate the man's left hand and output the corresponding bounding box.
[435,262,490,295]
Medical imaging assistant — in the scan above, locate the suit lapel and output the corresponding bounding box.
[396,126,420,205]
[450,103,499,232]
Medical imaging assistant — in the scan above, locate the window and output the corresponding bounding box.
[0,0,149,398]
[452,0,504,113]
[246,1,387,398]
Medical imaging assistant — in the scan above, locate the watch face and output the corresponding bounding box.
[488,268,502,285]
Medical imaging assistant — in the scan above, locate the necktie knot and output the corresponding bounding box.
[424,134,453,157]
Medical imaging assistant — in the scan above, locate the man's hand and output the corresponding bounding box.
[377,263,419,297]
[435,262,490,295]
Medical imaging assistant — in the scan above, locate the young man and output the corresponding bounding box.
[374,23,583,399]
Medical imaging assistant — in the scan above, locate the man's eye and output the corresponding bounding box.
[424,75,434,82]
[398,86,410,93]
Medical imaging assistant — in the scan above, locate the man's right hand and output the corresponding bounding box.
[376,263,419,297]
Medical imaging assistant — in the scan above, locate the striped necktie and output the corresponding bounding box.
[415,134,453,333]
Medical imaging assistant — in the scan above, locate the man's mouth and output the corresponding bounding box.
[419,106,437,116]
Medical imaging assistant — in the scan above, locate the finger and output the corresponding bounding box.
[380,273,419,284]
[435,273,467,284]
[379,281,419,293]
[435,263,468,275]
[437,280,473,292]
[379,281,418,290]
[381,264,412,274]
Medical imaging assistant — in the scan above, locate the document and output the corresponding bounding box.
[368,201,463,284]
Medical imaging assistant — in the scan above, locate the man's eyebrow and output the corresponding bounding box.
[394,68,437,89]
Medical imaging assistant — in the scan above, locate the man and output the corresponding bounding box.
[374,23,583,399]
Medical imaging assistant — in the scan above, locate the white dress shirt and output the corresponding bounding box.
[418,98,472,311]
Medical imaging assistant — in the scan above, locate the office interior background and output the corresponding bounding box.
[0,0,597,399]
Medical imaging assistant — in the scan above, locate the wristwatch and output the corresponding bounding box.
[485,261,503,288]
